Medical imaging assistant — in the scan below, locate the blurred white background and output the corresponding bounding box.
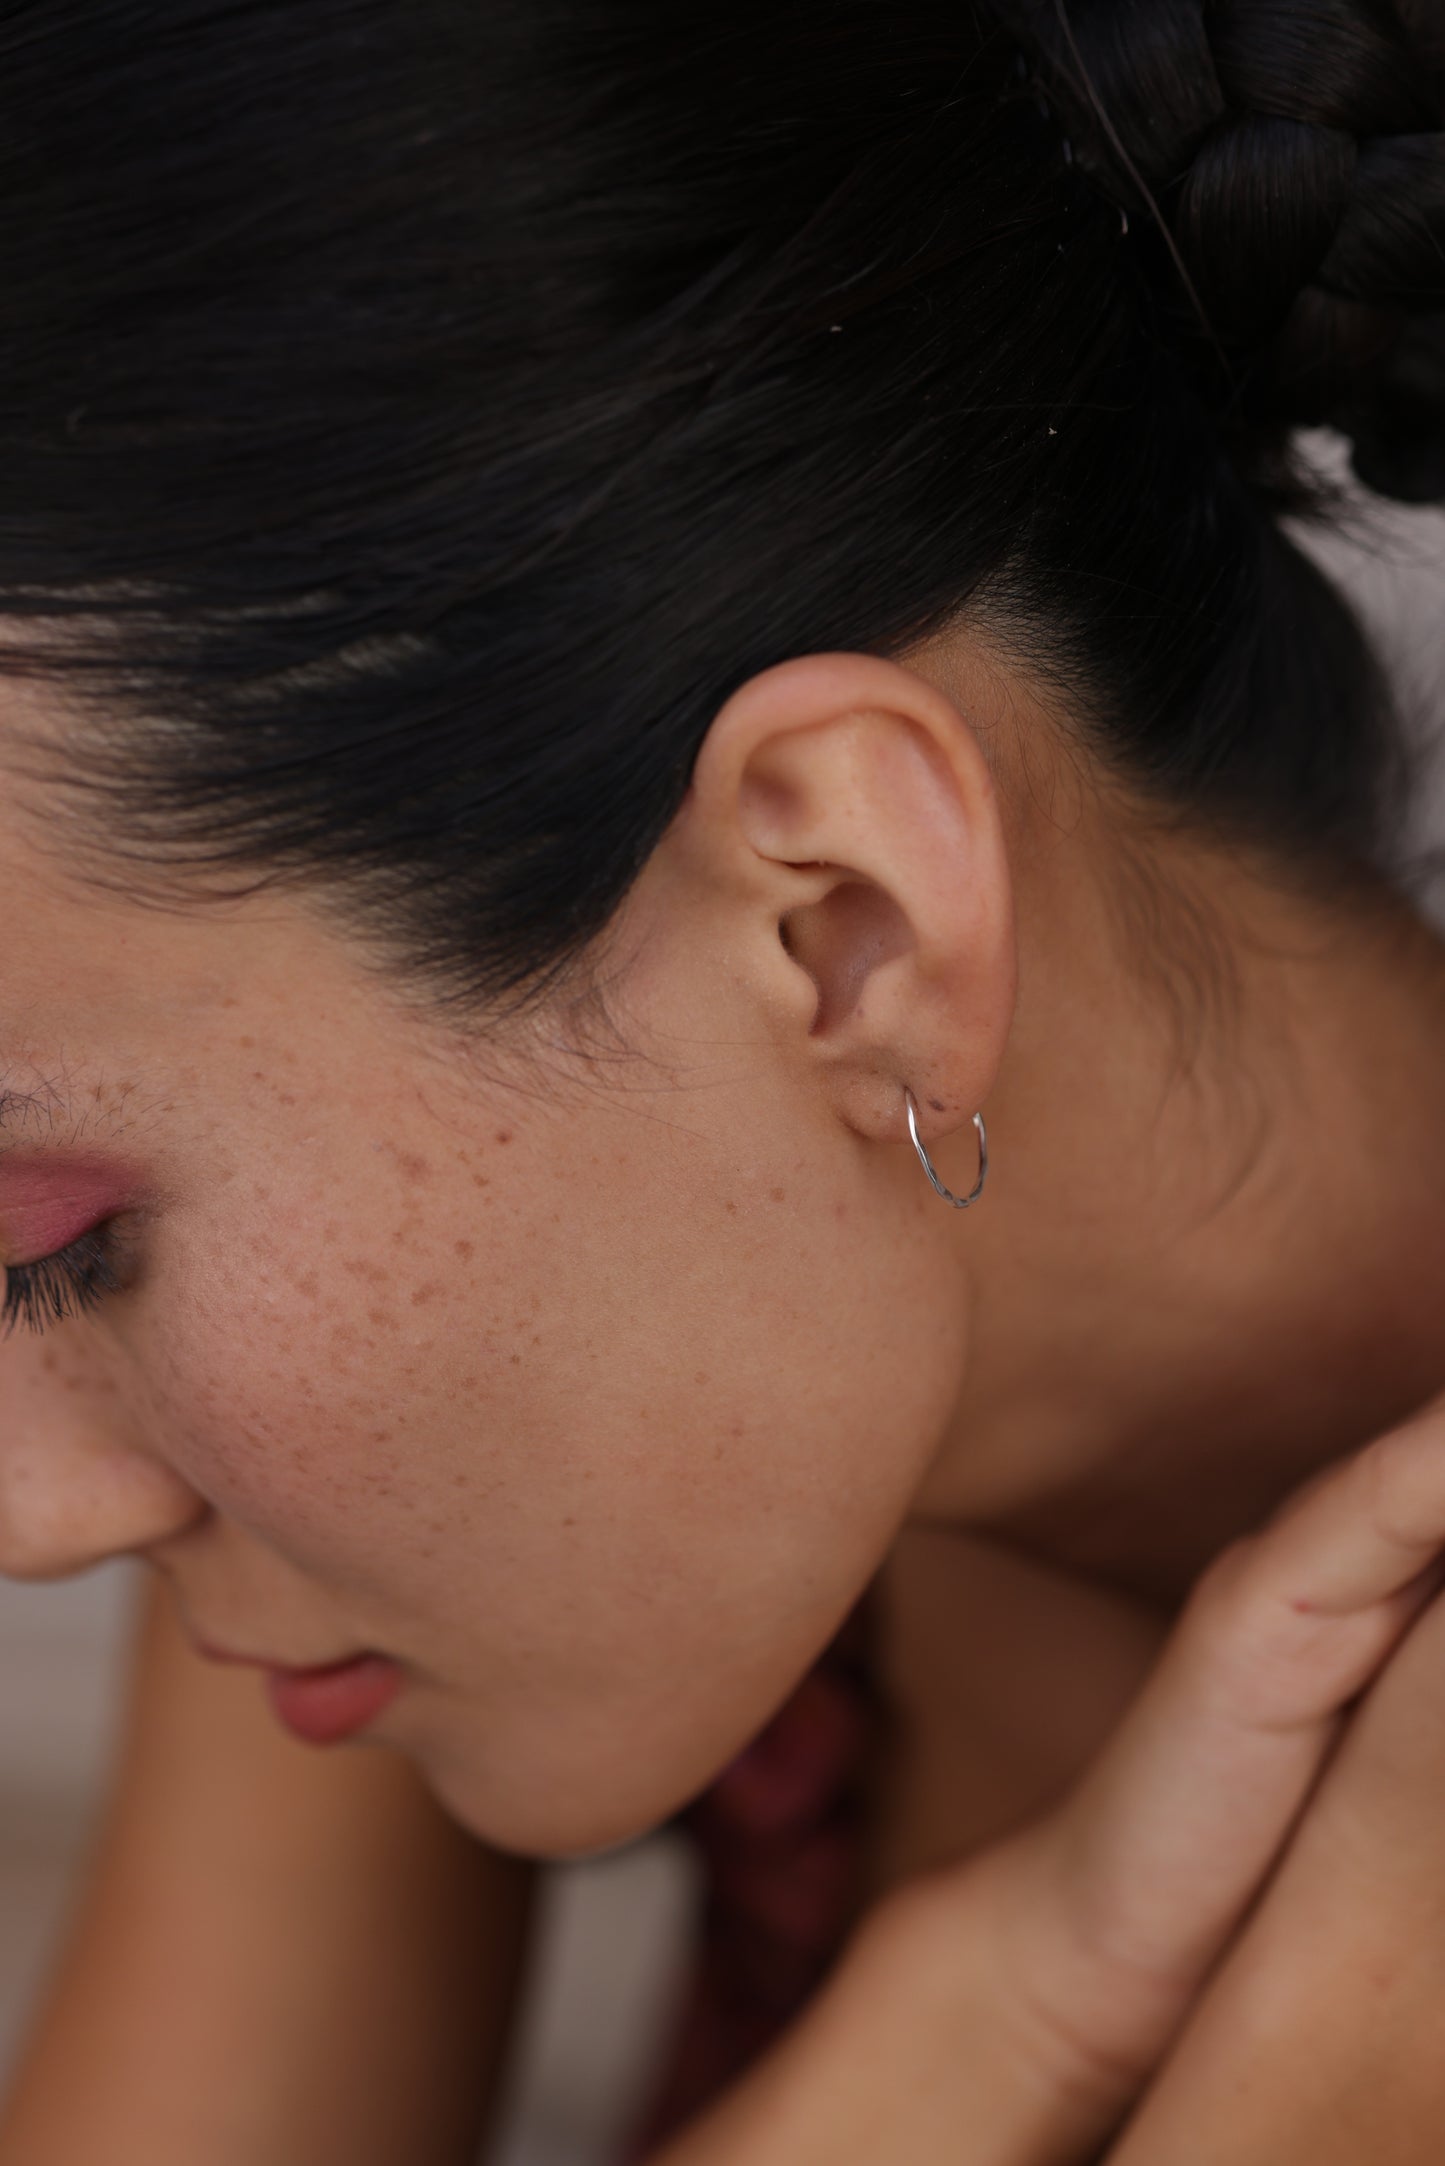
[1,445,1442,2160]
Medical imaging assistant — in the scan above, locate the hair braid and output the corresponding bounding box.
[997,0,1445,500]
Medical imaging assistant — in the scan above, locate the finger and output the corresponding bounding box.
[1250,1391,1445,1618]
[1013,1512,1445,2079]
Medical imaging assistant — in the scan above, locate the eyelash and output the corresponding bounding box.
[1,1227,122,1339]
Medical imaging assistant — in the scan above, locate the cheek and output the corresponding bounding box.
[131,1168,620,1627]
[129,1123,966,1846]
[156,1119,958,1596]
[148,1177,945,1599]
[136,1202,483,1580]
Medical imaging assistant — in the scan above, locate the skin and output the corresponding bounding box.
[3,633,1445,1884]
[0,1584,533,2166]
[1108,1575,1445,2162]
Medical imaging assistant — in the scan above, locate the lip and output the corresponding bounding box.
[263,1654,403,1746]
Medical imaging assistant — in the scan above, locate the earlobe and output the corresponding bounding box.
[688,650,1018,1147]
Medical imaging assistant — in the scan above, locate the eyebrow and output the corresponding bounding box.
[0,1077,80,1144]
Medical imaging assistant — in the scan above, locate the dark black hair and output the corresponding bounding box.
[3,0,1444,1004]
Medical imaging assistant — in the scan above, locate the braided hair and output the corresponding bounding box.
[1,2,1443,1005]
[997,0,1445,499]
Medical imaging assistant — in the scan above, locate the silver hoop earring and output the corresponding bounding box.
[904,1090,988,1210]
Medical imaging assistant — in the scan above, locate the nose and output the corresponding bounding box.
[0,1334,205,1580]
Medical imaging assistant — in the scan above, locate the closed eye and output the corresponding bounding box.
[1,1226,122,1338]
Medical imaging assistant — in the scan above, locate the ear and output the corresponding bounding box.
[678,649,1017,1147]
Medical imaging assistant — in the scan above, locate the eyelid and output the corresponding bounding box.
[1,1206,111,1272]
[0,1157,146,1265]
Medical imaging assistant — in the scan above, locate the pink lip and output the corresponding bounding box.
[264,1654,403,1745]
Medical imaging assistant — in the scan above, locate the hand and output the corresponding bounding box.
[655,1391,1445,2164]
[903,1392,1445,2151]
[1002,1388,1445,2099]
[1105,1510,1445,2160]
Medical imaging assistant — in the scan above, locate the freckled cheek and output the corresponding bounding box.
[143,1205,620,1567]
[144,1307,382,1545]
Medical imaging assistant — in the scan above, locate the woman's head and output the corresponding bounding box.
[0,644,1026,1851]
[0,0,1443,1852]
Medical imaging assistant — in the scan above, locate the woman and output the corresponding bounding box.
[2,1,1445,2158]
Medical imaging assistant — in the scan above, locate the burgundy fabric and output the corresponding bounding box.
[625,1602,879,2158]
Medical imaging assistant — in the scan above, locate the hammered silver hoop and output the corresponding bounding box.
[904,1091,988,1210]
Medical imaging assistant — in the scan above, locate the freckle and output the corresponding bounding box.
[279,1092,297,1107]
[296,1271,319,1299]
[239,1035,254,1048]
[251,1070,265,1082]
[494,1129,513,1145]
[471,1173,491,1190]
[454,1238,474,1261]
[452,1472,470,1489]
[729,1422,744,1437]
[770,1187,785,1203]
[398,1152,431,1185]
[725,1199,738,1214]
[366,1306,388,1329]
[370,1429,393,1444]
[410,1283,438,1307]
[694,1371,708,1386]
[509,1352,521,1366]
[562,1515,577,1527]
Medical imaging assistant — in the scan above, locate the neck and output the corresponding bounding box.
[919,792,1445,1604]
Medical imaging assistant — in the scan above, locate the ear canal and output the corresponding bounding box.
[780,881,913,1038]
